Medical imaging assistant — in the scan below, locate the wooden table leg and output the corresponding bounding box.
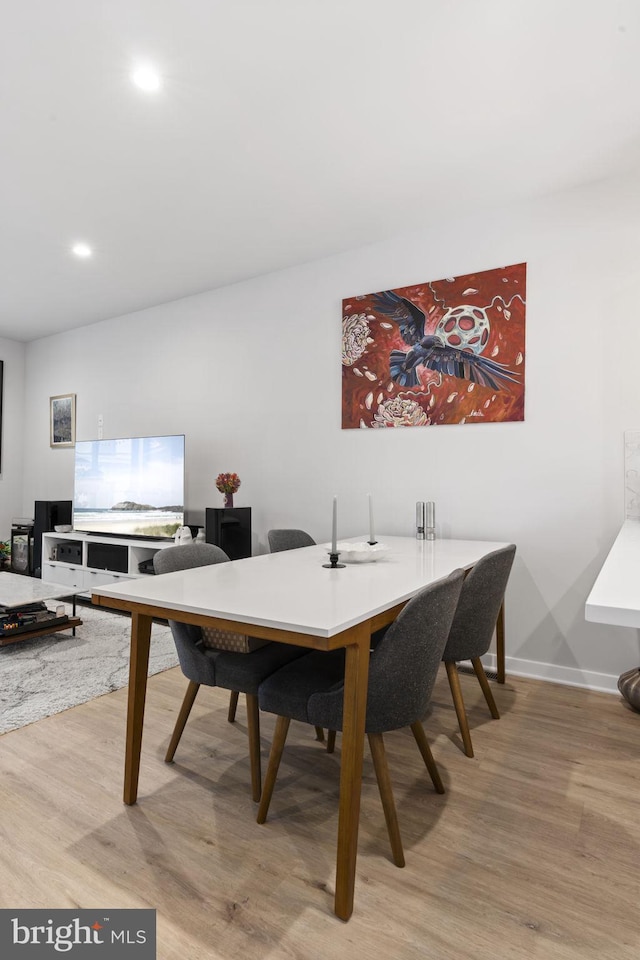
[496,601,505,684]
[123,611,153,805]
[334,622,370,921]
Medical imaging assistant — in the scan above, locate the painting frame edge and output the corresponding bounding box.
[0,359,3,472]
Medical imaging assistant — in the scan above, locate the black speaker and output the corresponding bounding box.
[33,500,72,577]
[205,507,252,560]
[87,541,128,573]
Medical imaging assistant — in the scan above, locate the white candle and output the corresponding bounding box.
[331,496,338,554]
[368,493,375,544]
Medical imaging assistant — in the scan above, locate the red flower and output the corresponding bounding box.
[215,472,241,495]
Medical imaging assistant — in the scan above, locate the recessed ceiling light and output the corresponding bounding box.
[131,63,162,93]
[72,243,93,259]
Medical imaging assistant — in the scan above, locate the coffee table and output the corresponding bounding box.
[0,571,82,646]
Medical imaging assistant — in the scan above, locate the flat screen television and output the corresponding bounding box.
[73,434,185,540]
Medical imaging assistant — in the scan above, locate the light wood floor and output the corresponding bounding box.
[0,660,638,959]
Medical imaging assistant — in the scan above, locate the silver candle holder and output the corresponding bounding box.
[416,501,436,540]
[425,500,435,540]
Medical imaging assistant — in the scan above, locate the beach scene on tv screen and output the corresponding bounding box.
[73,435,185,538]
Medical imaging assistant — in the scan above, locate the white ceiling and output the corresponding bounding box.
[1,0,639,343]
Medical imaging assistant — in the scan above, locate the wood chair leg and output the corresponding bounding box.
[444,661,474,758]
[410,721,445,794]
[165,680,200,763]
[496,601,505,683]
[314,726,325,742]
[257,716,291,824]
[327,730,337,754]
[245,693,262,803]
[228,690,239,723]
[471,657,500,719]
[367,733,405,868]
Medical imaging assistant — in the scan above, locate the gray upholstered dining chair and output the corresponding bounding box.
[227,528,322,731]
[153,542,309,801]
[255,569,465,867]
[442,544,516,758]
[267,528,316,552]
[226,527,317,726]
[263,527,324,744]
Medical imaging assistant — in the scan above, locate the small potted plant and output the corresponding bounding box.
[0,540,10,569]
[215,472,241,509]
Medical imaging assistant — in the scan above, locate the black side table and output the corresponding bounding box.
[205,507,252,560]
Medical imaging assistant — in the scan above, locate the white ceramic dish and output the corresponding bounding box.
[54,525,73,533]
[333,541,390,564]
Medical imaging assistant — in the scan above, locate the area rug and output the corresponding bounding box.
[0,604,178,734]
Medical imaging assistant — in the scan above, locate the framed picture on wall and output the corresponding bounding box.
[0,360,3,471]
[50,393,76,447]
[342,263,526,429]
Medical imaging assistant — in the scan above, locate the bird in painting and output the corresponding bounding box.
[372,290,520,390]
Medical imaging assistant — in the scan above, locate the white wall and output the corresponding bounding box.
[0,336,26,537]
[20,171,640,692]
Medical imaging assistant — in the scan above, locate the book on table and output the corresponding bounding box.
[0,602,70,637]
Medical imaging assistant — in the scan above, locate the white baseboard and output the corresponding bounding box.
[481,653,622,695]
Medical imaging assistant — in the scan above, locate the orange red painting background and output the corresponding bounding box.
[341,262,526,429]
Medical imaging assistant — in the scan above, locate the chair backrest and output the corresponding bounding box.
[267,529,315,552]
[153,541,230,575]
[307,569,465,734]
[153,542,231,683]
[443,544,516,663]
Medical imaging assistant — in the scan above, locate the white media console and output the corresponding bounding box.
[41,531,175,595]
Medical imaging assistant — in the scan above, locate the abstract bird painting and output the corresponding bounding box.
[341,263,526,428]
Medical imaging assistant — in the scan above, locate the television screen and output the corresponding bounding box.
[73,434,185,539]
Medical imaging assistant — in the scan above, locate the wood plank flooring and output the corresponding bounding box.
[0,661,638,959]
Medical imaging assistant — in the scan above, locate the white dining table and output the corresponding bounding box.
[92,534,508,921]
